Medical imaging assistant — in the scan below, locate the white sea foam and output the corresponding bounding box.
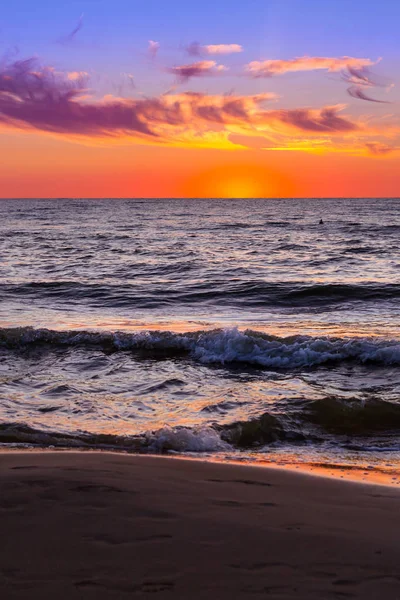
[146,426,230,453]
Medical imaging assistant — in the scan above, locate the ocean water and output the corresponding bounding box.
[0,198,399,478]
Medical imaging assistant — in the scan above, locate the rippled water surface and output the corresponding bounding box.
[0,198,399,478]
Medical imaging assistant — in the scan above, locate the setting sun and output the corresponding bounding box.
[181,164,295,198]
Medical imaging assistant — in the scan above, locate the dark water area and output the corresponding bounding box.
[0,198,399,477]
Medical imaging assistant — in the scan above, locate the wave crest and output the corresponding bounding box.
[1,326,400,368]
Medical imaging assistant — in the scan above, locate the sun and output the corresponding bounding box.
[180,163,294,198]
[214,173,265,199]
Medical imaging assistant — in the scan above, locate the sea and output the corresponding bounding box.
[0,198,399,482]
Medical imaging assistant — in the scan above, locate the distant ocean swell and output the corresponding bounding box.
[3,281,400,308]
[1,396,399,452]
[1,326,400,368]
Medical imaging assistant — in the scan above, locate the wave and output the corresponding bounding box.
[0,422,229,453]
[285,283,400,303]
[304,396,400,434]
[219,397,400,447]
[1,326,400,368]
[1,397,399,452]
[2,281,400,308]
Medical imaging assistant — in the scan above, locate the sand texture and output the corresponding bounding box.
[0,452,399,599]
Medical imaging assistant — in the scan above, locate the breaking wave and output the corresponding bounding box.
[1,326,400,368]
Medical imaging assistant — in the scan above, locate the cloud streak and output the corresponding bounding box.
[205,44,242,55]
[341,65,391,103]
[187,42,243,56]
[58,14,84,44]
[347,85,390,103]
[246,56,374,77]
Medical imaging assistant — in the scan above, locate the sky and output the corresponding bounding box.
[0,0,399,198]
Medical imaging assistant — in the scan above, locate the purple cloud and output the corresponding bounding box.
[186,42,202,57]
[341,65,391,103]
[347,85,390,103]
[270,107,358,133]
[0,58,155,137]
[167,60,226,82]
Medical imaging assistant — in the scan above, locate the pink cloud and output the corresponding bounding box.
[203,44,243,55]
[186,43,242,57]
[246,56,374,77]
[245,55,392,104]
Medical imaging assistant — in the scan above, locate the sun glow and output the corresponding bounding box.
[218,176,264,199]
[181,164,295,198]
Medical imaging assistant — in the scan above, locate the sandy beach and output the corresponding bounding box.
[0,452,399,599]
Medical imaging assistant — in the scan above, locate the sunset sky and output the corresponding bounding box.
[1,0,399,198]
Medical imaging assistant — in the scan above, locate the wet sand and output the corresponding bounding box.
[0,452,399,599]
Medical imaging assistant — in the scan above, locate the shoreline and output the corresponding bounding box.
[1,447,399,488]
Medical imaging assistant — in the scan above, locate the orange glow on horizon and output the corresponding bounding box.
[0,132,399,199]
[180,163,297,198]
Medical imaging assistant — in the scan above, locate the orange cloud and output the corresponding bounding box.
[246,56,374,77]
